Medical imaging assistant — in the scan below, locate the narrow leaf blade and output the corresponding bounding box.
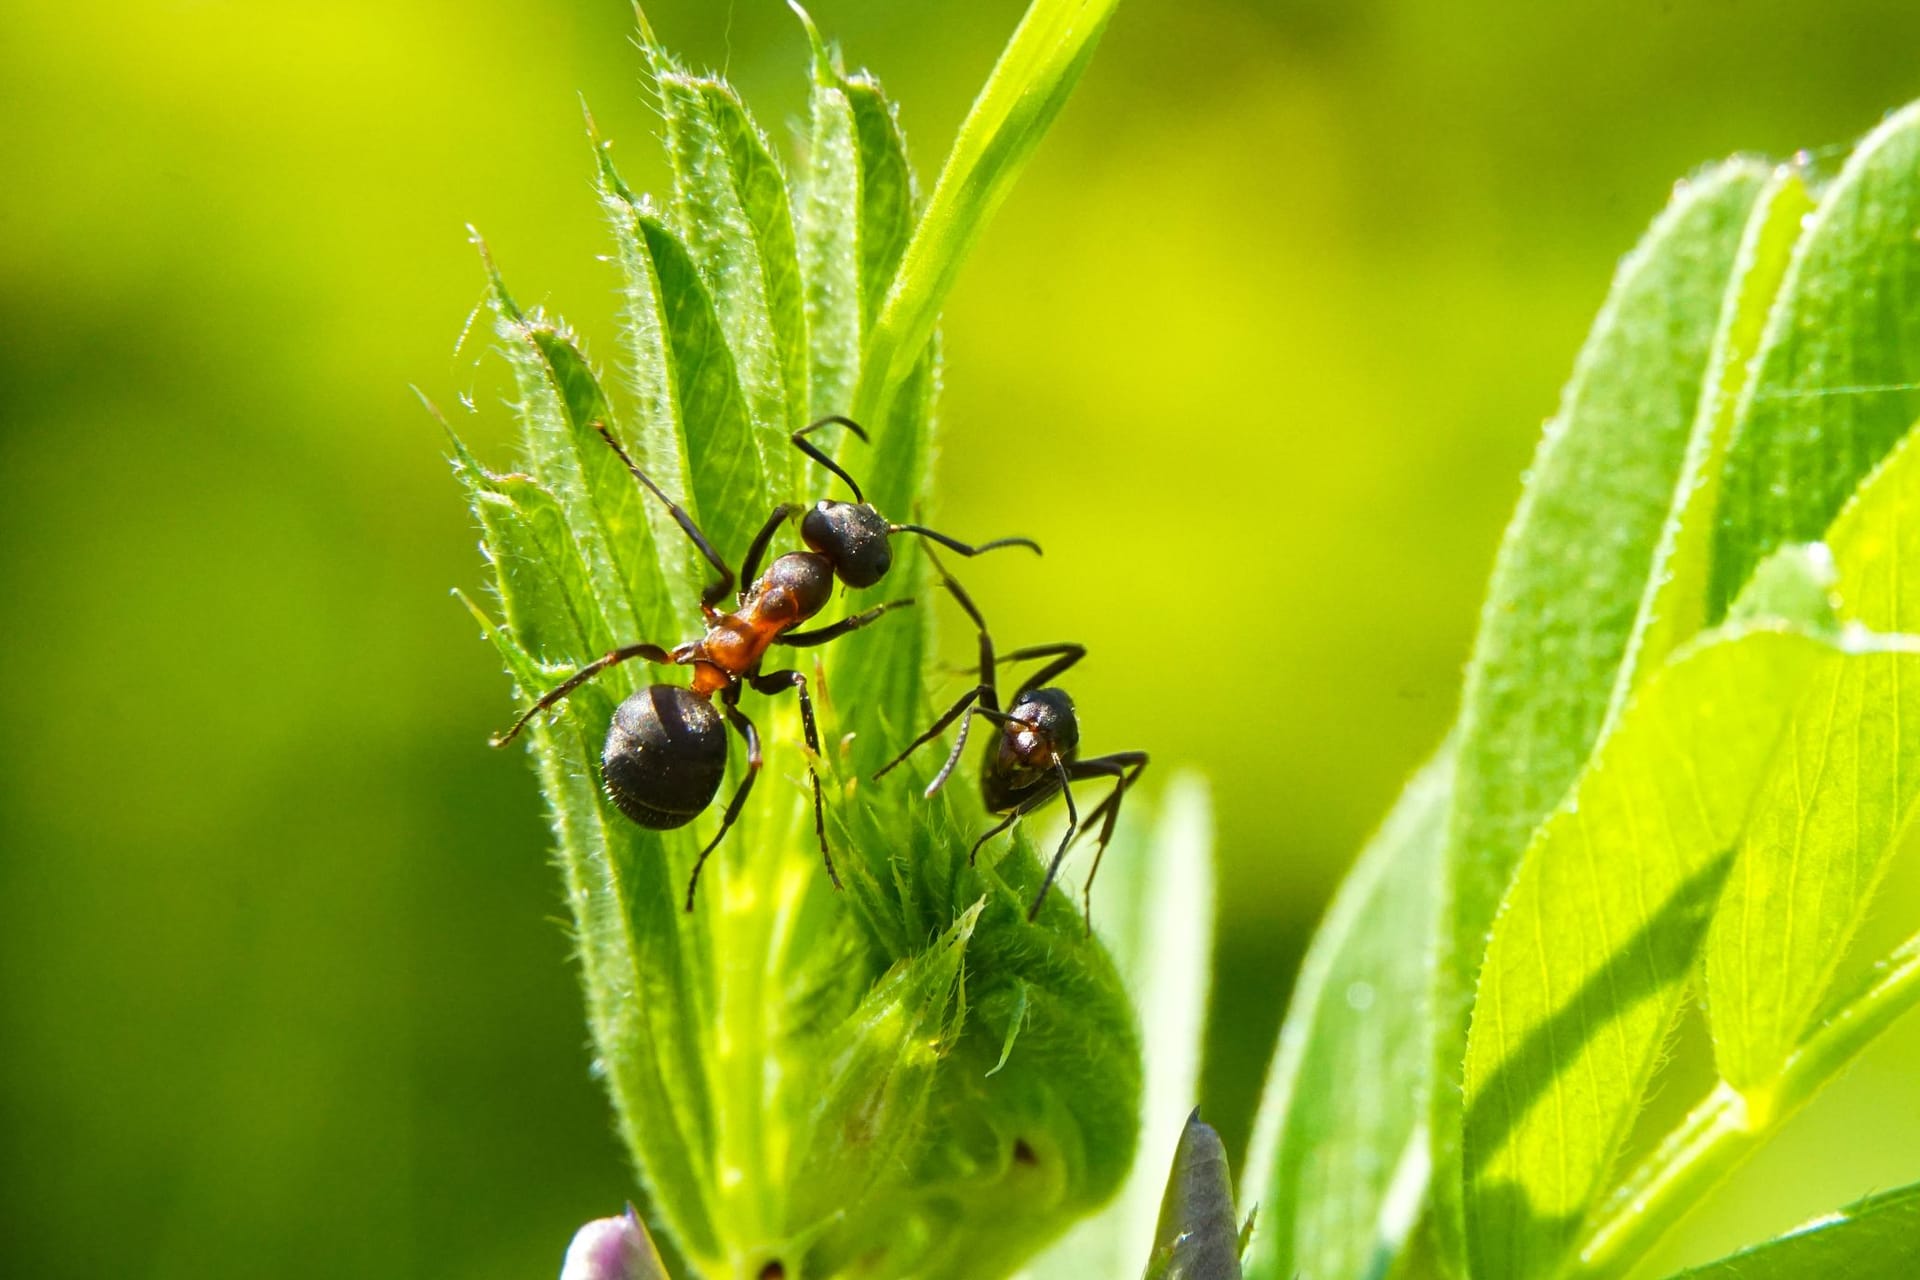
[855,0,1120,420]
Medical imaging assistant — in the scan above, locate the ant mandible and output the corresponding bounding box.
[492,416,1040,910]
[874,552,1148,926]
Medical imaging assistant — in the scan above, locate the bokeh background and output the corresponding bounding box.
[7,1,1920,1276]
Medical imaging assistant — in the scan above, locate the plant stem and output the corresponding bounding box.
[1570,930,1920,1278]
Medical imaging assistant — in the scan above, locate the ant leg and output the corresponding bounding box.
[921,548,1000,712]
[872,684,984,783]
[491,642,674,747]
[1026,757,1082,921]
[737,504,797,600]
[778,598,914,647]
[1062,753,1150,933]
[594,422,734,610]
[997,643,1087,700]
[969,808,1024,867]
[686,685,760,911]
[890,523,1041,558]
[791,416,870,503]
[746,666,841,890]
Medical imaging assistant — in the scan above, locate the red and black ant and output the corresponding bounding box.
[874,553,1148,925]
[492,417,1039,910]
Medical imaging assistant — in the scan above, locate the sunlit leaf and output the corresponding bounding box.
[1609,170,1814,705]
[1461,624,1865,1280]
[1241,744,1452,1280]
[1707,426,1920,1088]
[460,9,1134,1278]
[1711,102,1920,617]
[1659,1183,1920,1279]
[1433,161,1773,1266]
[853,0,1121,421]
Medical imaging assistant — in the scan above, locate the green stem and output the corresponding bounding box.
[1570,930,1920,1278]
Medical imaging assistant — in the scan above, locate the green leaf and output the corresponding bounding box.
[648,39,811,475]
[787,904,979,1233]
[853,0,1121,421]
[1022,776,1217,1280]
[458,10,1134,1278]
[1659,1183,1920,1279]
[1241,743,1452,1280]
[448,432,611,663]
[1712,102,1920,617]
[1609,170,1815,705]
[1460,624,1857,1280]
[1707,426,1920,1089]
[1140,1111,1244,1280]
[1433,160,1773,1266]
[636,209,775,576]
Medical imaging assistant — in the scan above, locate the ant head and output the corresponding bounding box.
[1009,688,1081,759]
[801,500,892,588]
[754,552,835,622]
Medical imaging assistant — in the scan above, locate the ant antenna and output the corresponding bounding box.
[790,415,870,504]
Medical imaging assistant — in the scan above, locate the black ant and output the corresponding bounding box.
[491,416,1039,910]
[874,553,1148,925]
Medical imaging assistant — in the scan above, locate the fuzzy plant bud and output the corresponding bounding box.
[559,1206,670,1280]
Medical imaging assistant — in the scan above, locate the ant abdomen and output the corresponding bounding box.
[601,686,730,829]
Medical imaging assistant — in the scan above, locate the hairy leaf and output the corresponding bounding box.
[1712,102,1920,616]
[1608,170,1815,709]
[1460,623,1878,1280]
[457,9,1134,1278]
[1708,427,1920,1088]
[1434,161,1772,1266]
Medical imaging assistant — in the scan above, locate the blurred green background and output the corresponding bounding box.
[7,1,1920,1276]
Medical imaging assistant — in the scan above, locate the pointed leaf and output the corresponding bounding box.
[1242,744,1452,1280]
[789,904,978,1233]
[1141,1112,1243,1280]
[1434,161,1773,1265]
[650,44,811,471]
[855,0,1121,420]
[634,210,775,573]
[451,436,611,662]
[1712,102,1920,615]
[1609,170,1816,706]
[794,21,864,421]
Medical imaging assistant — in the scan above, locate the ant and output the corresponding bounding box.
[491,416,1040,910]
[874,553,1148,926]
